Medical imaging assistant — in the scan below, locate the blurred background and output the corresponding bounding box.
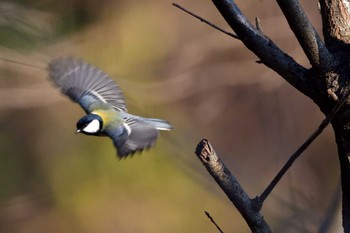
[0,0,342,232]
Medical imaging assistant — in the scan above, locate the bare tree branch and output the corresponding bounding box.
[172,3,239,40]
[204,211,224,233]
[195,139,272,233]
[319,0,350,52]
[276,0,334,69]
[211,0,311,98]
[332,123,350,232]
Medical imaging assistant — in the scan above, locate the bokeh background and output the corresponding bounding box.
[0,0,342,232]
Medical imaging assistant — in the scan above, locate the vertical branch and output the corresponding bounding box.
[332,122,350,232]
[319,0,350,52]
[276,0,334,69]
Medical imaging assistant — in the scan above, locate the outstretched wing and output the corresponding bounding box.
[105,118,159,158]
[48,57,127,113]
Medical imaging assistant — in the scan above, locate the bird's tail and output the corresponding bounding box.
[120,112,173,131]
[142,118,173,131]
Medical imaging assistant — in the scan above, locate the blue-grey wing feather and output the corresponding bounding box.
[48,57,127,113]
[105,119,159,158]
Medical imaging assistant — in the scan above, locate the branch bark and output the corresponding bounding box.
[195,139,272,233]
[211,0,311,98]
[320,0,350,52]
[332,121,350,232]
[319,1,350,231]
[276,0,334,70]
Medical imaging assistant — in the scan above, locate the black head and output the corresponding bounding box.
[76,114,103,135]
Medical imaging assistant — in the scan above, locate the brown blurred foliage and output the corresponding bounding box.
[0,0,341,232]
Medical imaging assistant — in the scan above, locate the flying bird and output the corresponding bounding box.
[48,57,172,158]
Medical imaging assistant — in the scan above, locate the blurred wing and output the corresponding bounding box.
[106,119,159,158]
[48,57,127,113]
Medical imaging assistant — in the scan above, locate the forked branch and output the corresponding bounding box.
[211,0,311,97]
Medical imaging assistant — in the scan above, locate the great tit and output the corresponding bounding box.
[48,57,172,158]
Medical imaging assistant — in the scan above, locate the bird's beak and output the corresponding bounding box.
[75,129,81,134]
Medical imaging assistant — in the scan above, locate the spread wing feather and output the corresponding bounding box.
[48,57,127,113]
[105,118,159,158]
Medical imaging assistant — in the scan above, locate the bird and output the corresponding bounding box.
[48,57,172,158]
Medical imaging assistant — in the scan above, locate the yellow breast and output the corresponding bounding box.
[92,109,122,127]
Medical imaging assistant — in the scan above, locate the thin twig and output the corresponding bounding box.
[204,211,224,233]
[255,17,263,33]
[172,3,239,40]
[258,87,350,206]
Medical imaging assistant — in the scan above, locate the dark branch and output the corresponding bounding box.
[276,0,334,69]
[195,139,272,233]
[258,87,350,206]
[211,0,312,98]
[204,211,224,233]
[172,3,239,40]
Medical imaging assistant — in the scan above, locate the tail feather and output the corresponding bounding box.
[142,118,173,131]
[119,112,173,131]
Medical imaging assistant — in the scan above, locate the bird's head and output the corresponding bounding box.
[76,113,103,135]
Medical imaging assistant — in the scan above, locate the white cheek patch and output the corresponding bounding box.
[83,119,100,133]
